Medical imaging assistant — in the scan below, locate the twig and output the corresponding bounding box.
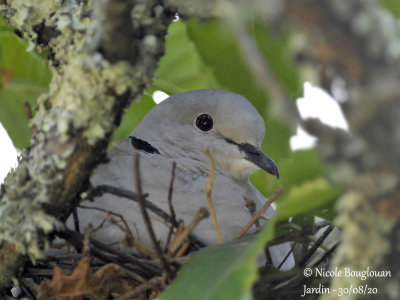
[78,205,134,240]
[95,185,167,224]
[82,224,93,256]
[134,153,174,279]
[244,197,260,228]
[314,220,331,232]
[277,242,297,270]
[169,208,209,255]
[164,162,177,253]
[299,225,334,267]
[43,253,83,263]
[94,185,147,204]
[204,148,222,243]
[26,268,72,277]
[307,235,330,252]
[79,205,167,258]
[94,184,207,248]
[57,228,157,279]
[116,276,162,300]
[175,241,190,257]
[244,197,257,216]
[169,220,184,252]
[309,240,341,268]
[72,206,80,233]
[129,239,159,259]
[265,224,314,247]
[20,278,39,294]
[235,186,283,239]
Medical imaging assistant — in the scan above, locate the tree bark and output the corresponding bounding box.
[0,0,173,290]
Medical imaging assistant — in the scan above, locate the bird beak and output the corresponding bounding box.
[239,143,280,179]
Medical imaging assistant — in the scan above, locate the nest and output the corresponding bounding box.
[6,155,338,299]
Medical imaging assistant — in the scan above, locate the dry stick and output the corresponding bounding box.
[176,221,184,237]
[299,225,334,267]
[244,197,257,216]
[78,207,133,246]
[272,241,341,293]
[43,253,83,263]
[94,185,150,209]
[78,205,134,240]
[116,276,162,300]
[58,228,156,279]
[277,242,297,270]
[169,208,209,255]
[272,240,339,292]
[204,148,222,243]
[169,221,184,252]
[175,241,190,257]
[244,197,260,228]
[28,265,117,276]
[20,278,39,295]
[314,220,331,232]
[309,240,340,268]
[72,206,80,233]
[19,282,36,299]
[134,153,173,279]
[235,186,283,239]
[82,224,94,256]
[95,185,207,248]
[95,186,170,226]
[27,268,70,277]
[130,240,159,259]
[164,162,177,253]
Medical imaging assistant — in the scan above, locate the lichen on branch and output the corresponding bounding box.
[0,0,173,290]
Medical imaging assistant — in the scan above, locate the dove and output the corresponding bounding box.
[71,89,294,269]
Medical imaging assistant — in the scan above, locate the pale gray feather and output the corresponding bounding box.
[70,89,295,270]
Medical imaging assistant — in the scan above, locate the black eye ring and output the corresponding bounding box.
[195,114,213,131]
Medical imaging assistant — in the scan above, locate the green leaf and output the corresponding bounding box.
[153,20,219,94]
[0,15,8,31]
[160,221,276,300]
[276,178,341,221]
[186,19,268,113]
[262,118,292,162]
[380,0,400,18]
[278,149,328,189]
[251,148,327,199]
[252,20,302,99]
[0,30,51,149]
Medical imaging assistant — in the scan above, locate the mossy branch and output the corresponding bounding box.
[0,0,173,290]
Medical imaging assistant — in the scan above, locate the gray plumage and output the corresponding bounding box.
[71,89,294,270]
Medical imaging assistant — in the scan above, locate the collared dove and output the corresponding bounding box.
[71,89,294,270]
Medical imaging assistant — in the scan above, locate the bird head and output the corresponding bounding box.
[132,89,279,182]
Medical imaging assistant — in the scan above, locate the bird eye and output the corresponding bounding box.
[195,114,213,131]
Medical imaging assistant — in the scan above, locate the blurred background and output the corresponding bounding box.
[0,15,350,219]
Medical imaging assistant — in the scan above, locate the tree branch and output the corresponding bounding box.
[0,0,173,291]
